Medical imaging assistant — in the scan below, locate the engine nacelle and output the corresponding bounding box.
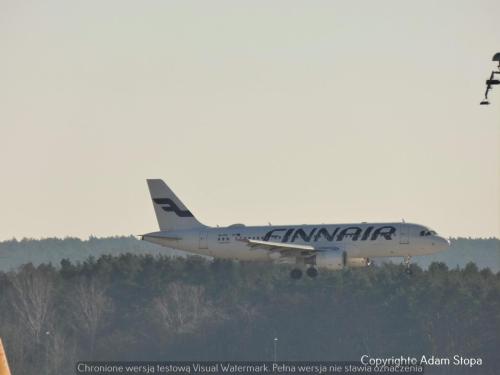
[313,252,370,270]
[314,252,344,270]
[345,257,370,268]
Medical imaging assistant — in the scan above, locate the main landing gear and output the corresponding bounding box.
[306,267,318,278]
[290,267,318,279]
[404,255,413,275]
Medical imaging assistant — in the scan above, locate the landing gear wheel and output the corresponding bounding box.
[306,267,318,278]
[290,268,303,279]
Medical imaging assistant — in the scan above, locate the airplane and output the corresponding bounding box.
[141,179,450,279]
[0,338,12,375]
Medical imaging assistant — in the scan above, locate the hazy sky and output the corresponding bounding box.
[1,0,499,240]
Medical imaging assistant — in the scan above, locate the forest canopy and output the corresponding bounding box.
[0,252,499,375]
[0,237,498,374]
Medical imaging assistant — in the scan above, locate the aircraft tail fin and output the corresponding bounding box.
[0,338,12,375]
[147,179,206,231]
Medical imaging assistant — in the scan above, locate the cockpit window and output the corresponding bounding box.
[420,229,437,236]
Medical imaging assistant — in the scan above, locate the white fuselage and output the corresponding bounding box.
[142,222,449,263]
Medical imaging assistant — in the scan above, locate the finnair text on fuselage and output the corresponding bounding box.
[263,225,395,242]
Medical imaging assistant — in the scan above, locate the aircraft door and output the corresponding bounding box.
[399,223,409,244]
[199,231,208,249]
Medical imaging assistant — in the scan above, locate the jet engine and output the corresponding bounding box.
[313,252,344,270]
[313,252,370,270]
[345,257,370,268]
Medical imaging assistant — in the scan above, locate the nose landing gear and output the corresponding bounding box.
[404,255,413,275]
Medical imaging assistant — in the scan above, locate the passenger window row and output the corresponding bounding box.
[217,235,262,241]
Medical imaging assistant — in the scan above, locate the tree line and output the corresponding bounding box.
[0,253,498,375]
[0,237,498,272]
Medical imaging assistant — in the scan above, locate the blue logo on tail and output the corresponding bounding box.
[153,198,193,217]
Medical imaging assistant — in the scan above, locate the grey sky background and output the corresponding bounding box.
[1,0,499,240]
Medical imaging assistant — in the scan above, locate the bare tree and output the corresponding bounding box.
[45,329,77,375]
[8,265,55,343]
[70,277,112,357]
[152,283,219,335]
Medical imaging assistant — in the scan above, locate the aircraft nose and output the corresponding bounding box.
[432,236,450,252]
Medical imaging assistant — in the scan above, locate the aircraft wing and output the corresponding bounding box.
[241,239,317,257]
